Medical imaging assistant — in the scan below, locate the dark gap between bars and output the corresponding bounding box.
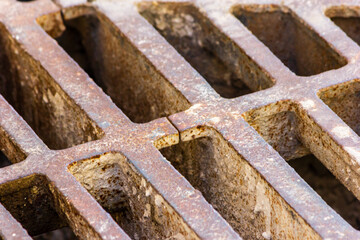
[138,2,275,98]
[232,5,347,76]
[33,227,77,240]
[52,13,190,123]
[331,17,360,47]
[0,175,78,238]
[289,154,360,230]
[67,152,199,239]
[0,23,102,150]
[0,151,11,168]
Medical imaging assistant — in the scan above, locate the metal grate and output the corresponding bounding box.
[1,0,360,239]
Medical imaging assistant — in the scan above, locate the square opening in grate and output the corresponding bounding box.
[232,5,347,76]
[138,2,275,98]
[160,135,259,239]
[318,80,360,136]
[159,129,318,239]
[289,154,360,230]
[327,7,360,47]
[244,104,360,229]
[0,151,11,168]
[0,175,77,237]
[44,10,190,123]
[0,126,28,164]
[33,227,77,240]
[330,17,360,46]
[0,23,102,150]
[68,152,198,239]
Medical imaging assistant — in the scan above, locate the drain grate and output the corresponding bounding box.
[1,0,360,239]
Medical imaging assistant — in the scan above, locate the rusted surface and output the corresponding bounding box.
[1,0,360,239]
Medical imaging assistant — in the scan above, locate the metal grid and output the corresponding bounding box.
[1,0,360,239]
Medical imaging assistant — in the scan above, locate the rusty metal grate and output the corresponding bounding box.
[1,0,360,239]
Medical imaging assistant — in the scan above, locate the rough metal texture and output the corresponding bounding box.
[1,0,360,239]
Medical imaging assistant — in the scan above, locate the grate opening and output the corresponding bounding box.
[138,2,275,98]
[68,154,143,239]
[0,151,11,168]
[289,154,360,229]
[33,227,77,240]
[54,17,101,92]
[52,12,189,123]
[0,175,76,237]
[326,7,360,47]
[0,23,102,150]
[330,17,360,46]
[318,80,360,136]
[0,126,28,164]
[68,153,196,239]
[160,136,254,239]
[232,5,347,76]
[159,130,312,239]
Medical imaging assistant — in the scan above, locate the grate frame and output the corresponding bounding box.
[1,0,360,239]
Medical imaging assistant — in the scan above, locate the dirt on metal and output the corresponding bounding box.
[0,0,360,240]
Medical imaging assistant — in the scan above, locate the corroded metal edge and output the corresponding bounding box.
[1,0,360,239]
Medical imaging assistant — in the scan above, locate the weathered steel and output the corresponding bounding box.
[0,0,360,239]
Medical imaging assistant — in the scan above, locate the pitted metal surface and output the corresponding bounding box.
[1,0,360,239]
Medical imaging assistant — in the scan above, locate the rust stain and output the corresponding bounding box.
[0,0,360,239]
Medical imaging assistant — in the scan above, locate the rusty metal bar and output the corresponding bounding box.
[1,0,360,239]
